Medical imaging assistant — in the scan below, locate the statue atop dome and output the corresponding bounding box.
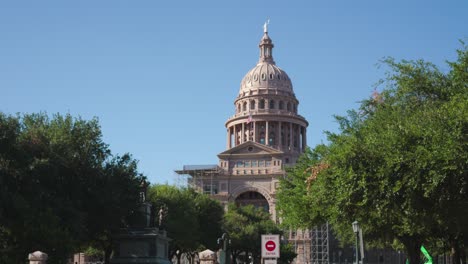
[263,19,270,33]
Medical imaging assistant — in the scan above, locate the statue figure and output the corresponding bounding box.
[158,205,168,229]
[139,179,149,203]
[263,19,270,33]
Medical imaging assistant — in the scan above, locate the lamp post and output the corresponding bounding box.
[352,221,359,264]
[218,233,231,264]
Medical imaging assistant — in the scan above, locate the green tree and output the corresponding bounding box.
[147,185,224,264]
[223,204,296,264]
[85,154,144,264]
[0,113,144,264]
[277,44,468,264]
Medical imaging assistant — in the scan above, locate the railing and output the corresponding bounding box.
[227,109,307,120]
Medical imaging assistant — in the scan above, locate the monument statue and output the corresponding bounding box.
[158,205,168,229]
[263,19,270,33]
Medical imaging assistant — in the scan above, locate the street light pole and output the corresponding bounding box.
[352,221,359,264]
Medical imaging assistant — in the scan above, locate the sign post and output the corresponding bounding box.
[262,234,280,264]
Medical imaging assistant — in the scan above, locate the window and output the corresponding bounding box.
[250,100,256,110]
[260,132,265,144]
[259,161,265,167]
[252,161,258,167]
[203,183,218,195]
[236,161,244,167]
[244,161,251,167]
[259,99,265,109]
[243,102,247,111]
[287,102,291,111]
[269,100,275,109]
[266,161,271,167]
[279,101,284,110]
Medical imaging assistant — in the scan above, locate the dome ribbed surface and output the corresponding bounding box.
[239,63,292,95]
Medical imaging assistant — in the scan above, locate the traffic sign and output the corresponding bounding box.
[261,235,280,258]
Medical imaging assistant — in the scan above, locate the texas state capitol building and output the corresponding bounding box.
[176,25,308,222]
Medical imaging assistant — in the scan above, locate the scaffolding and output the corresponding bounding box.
[174,164,221,194]
[310,222,329,264]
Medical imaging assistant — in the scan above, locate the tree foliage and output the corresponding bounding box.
[0,113,145,264]
[147,185,224,264]
[277,44,468,264]
[223,204,296,264]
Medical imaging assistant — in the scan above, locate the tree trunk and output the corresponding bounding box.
[451,239,461,264]
[231,251,239,264]
[460,248,466,264]
[400,236,422,264]
[177,252,182,264]
[104,247,112,264]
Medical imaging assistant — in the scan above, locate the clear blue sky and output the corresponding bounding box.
[1,0,466,184]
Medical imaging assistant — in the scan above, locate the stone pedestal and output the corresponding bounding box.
[29,251,48,264]
[110,228,171,264]
[110,200,171,264]
[200,249,217,264]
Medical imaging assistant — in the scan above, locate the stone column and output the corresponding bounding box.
[29,251,48,264]
[302,127,307,151]
[253,121,256,143]
[265,121,269,145]
[289,122,293,150]
[242,123,245,143]
[233,125,237,146]
[227,128,231,149]
[278,121,282,149]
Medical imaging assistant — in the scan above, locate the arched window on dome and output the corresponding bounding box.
[259,99,265,109]
[287,102,291,111]
[237,104,241,113]
[293,104,297,113]
[250,100,256,110]
[243,102,247,112]
[269,100,275,109]
[279,101,284,110]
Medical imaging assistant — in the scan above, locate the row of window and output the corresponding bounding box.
[237,99,297,113]
[234,160,283,167]
[246,72,286,82]
[235,169,269,175]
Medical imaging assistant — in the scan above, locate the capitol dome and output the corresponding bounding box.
[238,31,294,97]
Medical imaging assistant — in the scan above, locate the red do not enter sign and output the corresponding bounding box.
[261,234,280,258]
[265,241,276,252]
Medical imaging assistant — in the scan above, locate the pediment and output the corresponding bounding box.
[218,141,283,158]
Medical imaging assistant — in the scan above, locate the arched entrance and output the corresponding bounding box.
[235,191,269,212]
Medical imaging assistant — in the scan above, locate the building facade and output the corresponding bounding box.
[176,25,308,222]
